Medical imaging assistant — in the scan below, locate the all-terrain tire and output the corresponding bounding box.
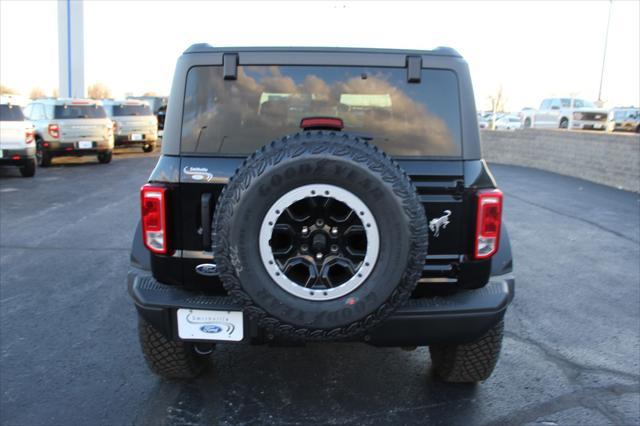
[19,158,36,177]
[137,315,208,379]
[429,320,504,383]
[97,150,112,164]
[212,131,428,341]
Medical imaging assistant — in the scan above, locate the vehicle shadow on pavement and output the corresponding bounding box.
[137,343,480,425]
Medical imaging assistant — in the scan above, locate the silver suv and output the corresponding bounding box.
[103,99,158,152]
[24,98,114,166]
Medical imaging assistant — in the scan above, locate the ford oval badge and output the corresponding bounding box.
[196,263,217,276]
[200,325,222,334]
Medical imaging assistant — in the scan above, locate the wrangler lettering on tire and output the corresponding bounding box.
[212,131,428,340]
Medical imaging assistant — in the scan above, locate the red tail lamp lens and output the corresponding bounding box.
[474,189,503,259]
[140,184,169,254]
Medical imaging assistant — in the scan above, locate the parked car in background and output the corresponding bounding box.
[518,107,534,118]
[0,99,36,177]
[522,98,607,131]
[156,104,166,135]
[103,99,157,152]
[126,96,167,115]
[494,115,523,130]
[478,112,505,130]
[607,107,639,133]
[24,98,114,166]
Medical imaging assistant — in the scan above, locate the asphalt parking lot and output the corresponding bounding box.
[1,150,639,426]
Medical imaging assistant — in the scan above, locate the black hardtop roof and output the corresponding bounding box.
[183,43,461,58]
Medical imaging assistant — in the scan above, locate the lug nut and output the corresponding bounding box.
[315,252,323,260]
[301,226,309,235]
[315,219,324,227]
[331,227,338,236]
[331,244,339,252]
[301,244,309,252]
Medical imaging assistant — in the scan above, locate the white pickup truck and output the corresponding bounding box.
[522,98,608,131]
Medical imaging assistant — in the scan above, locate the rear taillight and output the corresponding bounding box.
[141,184,169,254]
[48,124,60,139]
[25,129,34,144]
[474,189,503,259]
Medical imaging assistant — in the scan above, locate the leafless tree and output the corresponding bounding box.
[87,82,111,99]
[0,85,18,95]
[487,86,506,130]
[29,87,45,99]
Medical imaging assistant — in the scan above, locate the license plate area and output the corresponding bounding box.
[131,133,143,141]
[78,141,93,149]
[176,309,243,341]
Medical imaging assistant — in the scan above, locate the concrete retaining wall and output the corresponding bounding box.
[480,129,640,192]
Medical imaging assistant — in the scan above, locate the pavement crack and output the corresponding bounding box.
[505,331,640,382]
[482,383,639,426]
[505,192,639,244]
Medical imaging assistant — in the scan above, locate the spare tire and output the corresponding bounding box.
[212,131,428,340]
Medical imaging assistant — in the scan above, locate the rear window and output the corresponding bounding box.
[0,104,25,121]
[110,104,152,117]
[54,105,107,119]
[181,65,462,157]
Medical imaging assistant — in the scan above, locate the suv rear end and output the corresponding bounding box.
[0,101,36,177]
[25,98,114,166]
[128,46,514,383]
[104,99,158,152]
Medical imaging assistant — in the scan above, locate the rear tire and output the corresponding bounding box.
[142,143,155,153]
[36,139,52,167]
[97,150,112,164]
[137,315,209,379]
[19,158,36,177]
[429,320,504,383]
[523,118,531,128]
[559,118,569,129]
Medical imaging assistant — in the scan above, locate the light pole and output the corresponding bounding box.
[597,0,612,107]
[57,0,85,98]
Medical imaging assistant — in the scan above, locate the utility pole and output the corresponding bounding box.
[597,0,612,107]
[57,0,85,98]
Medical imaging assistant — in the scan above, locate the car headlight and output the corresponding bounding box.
[573,112,583,120]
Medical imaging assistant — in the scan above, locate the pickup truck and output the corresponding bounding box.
[522,97,608,130]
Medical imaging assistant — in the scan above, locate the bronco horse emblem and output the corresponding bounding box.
[429,210,452,237]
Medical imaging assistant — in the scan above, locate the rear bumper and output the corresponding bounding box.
[114,133,157,146]
[128,266,514,346]
[42,140,113,156]
[0,147,36,166]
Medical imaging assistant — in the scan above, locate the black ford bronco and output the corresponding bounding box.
[128,45,514,383]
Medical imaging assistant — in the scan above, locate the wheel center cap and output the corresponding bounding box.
[311,232,328,253]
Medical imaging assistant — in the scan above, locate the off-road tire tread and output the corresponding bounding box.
[19,159,36,177]
[429,320,504,383]
[137,315,207,379]
[98,151,112,164]
[212,131,428,341]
